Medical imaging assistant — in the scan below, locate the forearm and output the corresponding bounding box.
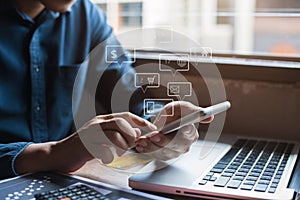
[14,133,93,175]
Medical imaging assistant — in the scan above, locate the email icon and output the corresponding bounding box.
[167,82,192,99]
[169,85,180,94]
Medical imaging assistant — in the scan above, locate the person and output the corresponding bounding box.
[0,0,213,180]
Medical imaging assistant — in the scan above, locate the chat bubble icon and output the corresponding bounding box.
[135,73,160,93]
[105,45,136,64]
[144,99,174,117]
[159,53,189,75]
[167,82,192,100]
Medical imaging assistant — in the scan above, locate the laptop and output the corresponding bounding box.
[129,133,299,200]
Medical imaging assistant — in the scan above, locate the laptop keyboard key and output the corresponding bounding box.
[222,172,233,177]
[254,184,268,192]
[210,168,223,173]
[260,176,272,181]
[246,176,258,181]
[214,163,227,169]
[238,168,250,173]
[232,176,244,181]
[270,183,278,188]
[224,169,236,173]
[227,180,242,189]
[214,177,230,187]
[268,187,276,193]
[236,172,247,177]
[251,169,262,173]
[241,184,253,191]
[273,179,280,184]
[203,175,211,180]
[233,139,247,149]
[243,181,256,185]
[276,171,283,175]
[258,180,270,185]
[218,149,239,165]
[274,175,281,179]
[206,172,214,176]
[228,165,239,170]
[249,172,260,177]
[199,179,208,185]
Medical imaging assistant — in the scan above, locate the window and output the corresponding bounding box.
[93,0,300,59]
[120,3,143,27]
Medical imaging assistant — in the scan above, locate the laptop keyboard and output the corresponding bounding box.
[199,139,294,193]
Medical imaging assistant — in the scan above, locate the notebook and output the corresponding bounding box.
[129,133,299,200]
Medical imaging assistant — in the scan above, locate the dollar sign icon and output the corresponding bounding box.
[110,49,117,59]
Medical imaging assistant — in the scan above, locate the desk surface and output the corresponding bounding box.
[73,159,200,200]
[74,159,130,189]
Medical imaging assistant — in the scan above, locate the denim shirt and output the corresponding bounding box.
[0,0,143,179]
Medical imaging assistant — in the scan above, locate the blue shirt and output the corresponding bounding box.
[0,0,143,179]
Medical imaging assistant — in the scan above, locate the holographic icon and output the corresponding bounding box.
[144,99,174,117]
[167,82,192,100]
[159,54,189,76]
[105,45,136,64]
[134,73,160,92]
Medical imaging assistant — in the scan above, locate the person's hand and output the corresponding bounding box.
[75,112,157,164]
[135,101,213,160]
[15,112,156,175]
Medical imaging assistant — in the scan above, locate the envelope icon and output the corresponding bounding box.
[169,85,180,94]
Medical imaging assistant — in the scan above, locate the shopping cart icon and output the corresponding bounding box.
[147,76,156,85]
[135,73,160,92]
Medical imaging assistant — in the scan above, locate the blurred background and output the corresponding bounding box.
[93,0,300,58]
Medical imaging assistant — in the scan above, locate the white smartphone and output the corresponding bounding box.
[157,101,231,135]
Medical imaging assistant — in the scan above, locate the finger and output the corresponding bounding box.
[104,130,129,151]
[200,115,214,124]
[153,101,202,128]
[174,124,199,152]
[136,145,182,161]
[99,118,137,147]
[135,132,170,153]
[134,128,142,137]
[136,124,198,155]
[154,124,198,153]
[89,145,115,164]
[100,146,115,164]
[100,112,157,132]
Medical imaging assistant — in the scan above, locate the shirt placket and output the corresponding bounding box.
[29,27,48,142]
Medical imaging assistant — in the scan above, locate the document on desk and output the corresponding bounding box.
[104,152,154,170]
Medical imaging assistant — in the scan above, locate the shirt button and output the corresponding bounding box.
[34,65,40,72]
[36,105,41,111]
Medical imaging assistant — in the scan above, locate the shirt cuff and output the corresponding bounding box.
[11,142,34,176]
